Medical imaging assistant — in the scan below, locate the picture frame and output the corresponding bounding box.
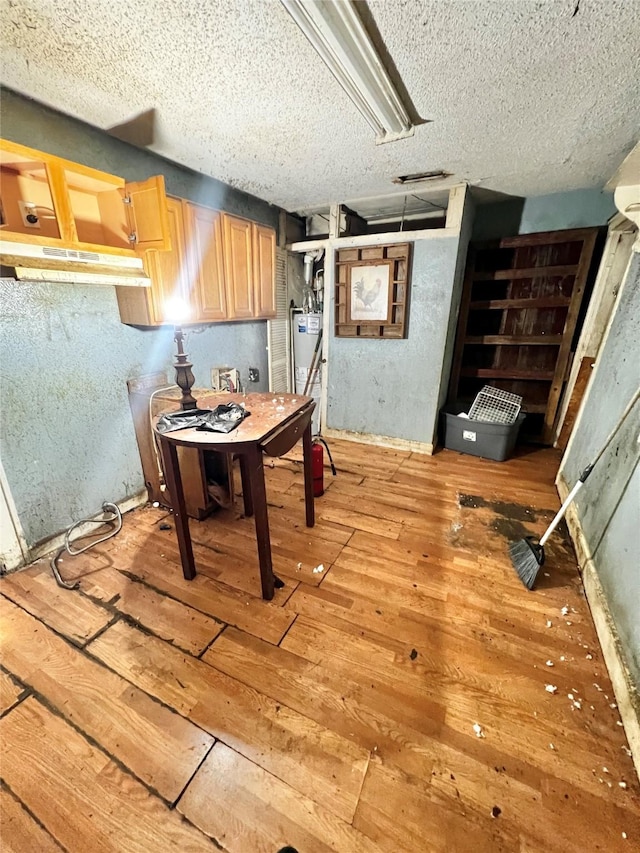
[335,243,412,339]
[347,260,392,324]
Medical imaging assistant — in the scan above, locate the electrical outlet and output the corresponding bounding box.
[248,367,259,382]
[18,201,41,229]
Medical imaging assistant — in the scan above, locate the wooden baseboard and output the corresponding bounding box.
[5,490,149,572]
[557,472,640,780]
[323,427,433,455]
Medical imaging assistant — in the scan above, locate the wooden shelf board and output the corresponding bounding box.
[473,263,578,281]
[460,368,555,381]
[464,335,563,346]
[469,297,572,311]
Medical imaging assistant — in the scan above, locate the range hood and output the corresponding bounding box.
[0,240,151,287]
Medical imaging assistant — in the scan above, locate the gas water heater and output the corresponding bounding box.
[292,309,322,435]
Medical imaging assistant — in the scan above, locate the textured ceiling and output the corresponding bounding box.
[1,0,639,213]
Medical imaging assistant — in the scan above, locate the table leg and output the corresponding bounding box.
[238,453,254,517]
[159,436,196,581]
[302,419,315,528]
[246,445,275,601]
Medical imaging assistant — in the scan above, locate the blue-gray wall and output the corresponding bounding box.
[327,219,472,447]
[559,253,640,688]
[473,188,616,240]
[0,90,280,549]
[1,89,279,227]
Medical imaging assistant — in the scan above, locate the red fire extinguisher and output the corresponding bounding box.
[312,437,336,497]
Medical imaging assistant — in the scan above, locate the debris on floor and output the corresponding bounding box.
[561,605,569,616]
[545,684,558,694]
[296,562,302,571]
[546,660,554,667]
[491,805,502,819]
[410,648,418,660]
[312,563,325,574]
[159,523,171,531]
[472,723,485,738]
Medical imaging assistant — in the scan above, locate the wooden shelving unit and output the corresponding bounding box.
[449,228,599,443]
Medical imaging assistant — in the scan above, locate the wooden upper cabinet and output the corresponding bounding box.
[124,176,171,253]
[253,223,276,318]
[223,214,254,319]
[148,196,189,323]
[0,138,170,258]
[115,192,276,326]
[185,202,226,321]
[116,195,185,325]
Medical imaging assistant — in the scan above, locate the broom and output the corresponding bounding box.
[509,387,640,590]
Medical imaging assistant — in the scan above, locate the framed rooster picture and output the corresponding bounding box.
[335,243,411,338]
[348,262,392,323]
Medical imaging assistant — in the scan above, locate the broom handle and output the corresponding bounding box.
[539,480,584,547]
[539,387,640,548]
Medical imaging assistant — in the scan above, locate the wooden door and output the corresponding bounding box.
[125,175,171,252]
[223,214,254,319]
[185,202,227,321]
[252,224,276,318]
[148,196,190,324]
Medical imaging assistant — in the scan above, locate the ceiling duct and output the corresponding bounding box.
[392,171,452,185]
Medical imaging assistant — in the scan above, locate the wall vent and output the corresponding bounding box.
[41,246,101,262]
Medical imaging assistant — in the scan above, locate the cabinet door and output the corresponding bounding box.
[124,175,171,252]
[185,202,227,321]
[252,224,276,318]
[148,196,190,324]
[223,214,254,319]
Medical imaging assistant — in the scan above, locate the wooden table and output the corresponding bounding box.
[153,392,315,600]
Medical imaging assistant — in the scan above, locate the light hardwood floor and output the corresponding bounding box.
[1,440,639,852]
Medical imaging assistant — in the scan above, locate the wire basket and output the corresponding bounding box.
[468,386,522,425]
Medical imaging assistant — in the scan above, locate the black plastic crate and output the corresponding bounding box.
[440,403,526,461]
